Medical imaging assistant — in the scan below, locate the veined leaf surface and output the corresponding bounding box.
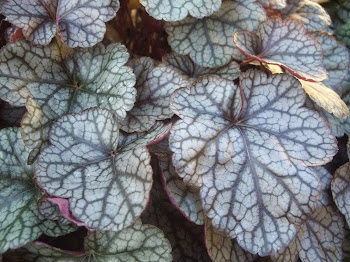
[139,0,221,21]
[257,0,286,10]
[0,41,136,162]
[169,70,337,255]
[1,0,120,47]
[0,127,75,254]
[272,167,345,262]
[121,57,188,132]
[165,0,266,68]
[36,108,170,231]
[233,17,327,82]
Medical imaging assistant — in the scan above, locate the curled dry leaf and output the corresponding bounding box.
[36,108,170,231]
[165,0,266,68]
[1,0,120,47]
[169,70,337,255]
[139,0,222,21]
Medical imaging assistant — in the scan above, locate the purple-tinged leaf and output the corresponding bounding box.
[282,0,332,33]
[272,167,345,262]
[332,162,350,228]
[120,57,189,132]
[234,17,328,82]
[0,127,76,254]
[139,0,221,21]
[165,0,266,68]
[36,108,170,231]
[205,217,257,262]
[169,70,337,256]
[162,53,240,83]
[38,197,74,226]
[1,0,120,47]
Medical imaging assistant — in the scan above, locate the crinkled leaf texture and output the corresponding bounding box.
[233,17,327,82]
[162,53,240,84]
[332,162,350,228]
[120,57,188,132]
[165,0,266,68]
[0,41,136,163]
[139,0,221,21]
[272,167,345,262]
[8,220,172,262]
[0,127,76,254]
[1,0,120,47]
[36,108,170,231]
[282,0,332,33]
[169,70,337,256]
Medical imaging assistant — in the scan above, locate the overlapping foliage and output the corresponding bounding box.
[0,0,349,261]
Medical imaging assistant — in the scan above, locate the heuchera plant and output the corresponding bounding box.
[0,0,349,261]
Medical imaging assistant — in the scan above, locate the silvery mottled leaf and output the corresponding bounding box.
[332,162,350,228]
[142,158,211,262]
[162,53,240,83]
[139,0,221,21]
[336,21,350,50]
[169,70,337,256]
[0,101,25,128]
[272,167,345,262]
[120,57,188,132]
[1,0,120,47]
[281,0,332,33]
[165,0,266,68]
[257,0,286,10]
[0,127,75,254]
[36,108,170,231]
[233,17,327,82]
[0,41,136,162]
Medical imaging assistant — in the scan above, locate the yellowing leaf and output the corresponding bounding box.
[299,79,350,119]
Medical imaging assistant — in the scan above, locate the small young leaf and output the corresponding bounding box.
[257,0,287,10]
[282,0,332,33]
[0,127,75,254]
[1,0,120,47]
[36,108,170,231]
[233,17,327,81]
[139,0,221,21]
[120,57,188,132]
[332,162,350,228]
[169,70,337,255]
[162,53,240,83]
[165,0,266,68]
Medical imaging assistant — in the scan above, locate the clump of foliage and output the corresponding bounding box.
[0,0,349,261]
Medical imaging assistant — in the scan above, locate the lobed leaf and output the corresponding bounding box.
[233,17,328,82]
[272,167,345,262]
[165,0,266,68]
[281,0,332,33]
[332,162,350,228]
[169,70,337,255]
[0,127,75,254]
[1,0,120,47]
[121,57,188,132]
[162,53,240,83]
[36,108,170,231]
[139,0,222,21]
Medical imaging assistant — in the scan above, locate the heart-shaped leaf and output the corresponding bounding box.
[169,70,337,255]
[165,0,266,68]
[0,41,136,162]
[272,167,345,262]
[1,0,120,47]
[162,53,240,83]
[332,162,350,228]
[281,0,332,33]
[0,127,76,254]
[120,57,188,133]
[151,137,204,225]
[205,217,257,262]
[139,0,221,21]
[6,220,172,262]
[233,17,327,82]
[36,107,170,231]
